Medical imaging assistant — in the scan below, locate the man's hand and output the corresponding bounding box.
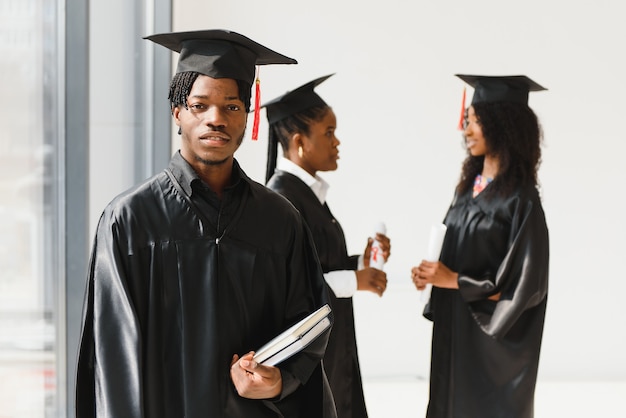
[230,352,282,399]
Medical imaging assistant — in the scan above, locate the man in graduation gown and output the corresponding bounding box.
[75,30,337,418]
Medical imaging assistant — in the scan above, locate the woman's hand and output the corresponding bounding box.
[411,260,458,290]
[356,267,388,297]
[230,352,282,399]
[363,233,392,266]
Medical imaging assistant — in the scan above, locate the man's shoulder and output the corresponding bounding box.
[101,171,172,218]
[248,176,295,205]
[244,175,303,220]
[111,171,166,200]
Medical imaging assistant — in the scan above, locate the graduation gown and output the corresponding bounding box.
[76,153,337,418]
[267,170,368,418]
[425,184,549,418]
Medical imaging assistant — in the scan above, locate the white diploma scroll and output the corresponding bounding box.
[369,221,387,270]
[420,223,448,304]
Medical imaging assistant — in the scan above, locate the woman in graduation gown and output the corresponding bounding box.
[264,74,390,418]
[411,74,550,418]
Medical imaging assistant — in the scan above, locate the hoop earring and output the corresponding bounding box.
[298,146,303,159]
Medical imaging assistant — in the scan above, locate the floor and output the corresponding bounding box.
[351,282,626,418]
[362,376,626,418]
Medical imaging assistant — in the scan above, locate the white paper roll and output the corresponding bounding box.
[369,222,387,270]
[420,223,447,303]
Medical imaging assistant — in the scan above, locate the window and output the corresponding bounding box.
[0,1,61,416]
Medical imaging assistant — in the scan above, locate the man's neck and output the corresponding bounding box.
[194,158,234,199]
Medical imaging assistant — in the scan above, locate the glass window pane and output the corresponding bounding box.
[0,1,59,416]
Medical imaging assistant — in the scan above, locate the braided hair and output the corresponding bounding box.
[168,71,252,112]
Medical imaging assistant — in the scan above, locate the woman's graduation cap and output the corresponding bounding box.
[455,74,547,129]
[456,74,547,105]
[262,74,335,124]
[144,29,298,139]
[262,74,335,182]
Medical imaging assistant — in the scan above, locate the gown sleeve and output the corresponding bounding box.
[277,218,332,390]
[457,195,549,339]
[75,210,144,418]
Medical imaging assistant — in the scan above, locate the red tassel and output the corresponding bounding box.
[457,87,466,130]
[252,69,261,141]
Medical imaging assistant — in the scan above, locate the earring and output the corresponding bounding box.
[298,146,303,159]
[177,127,182,135]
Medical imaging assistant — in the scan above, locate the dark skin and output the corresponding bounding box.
[173,74,283,398]
[411,106,500,302]
[173,75,245,199]
[285,108,390,296]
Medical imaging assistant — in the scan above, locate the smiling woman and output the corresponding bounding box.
[411,75,549,418]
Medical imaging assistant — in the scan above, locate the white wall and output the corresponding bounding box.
[168,0,626,381]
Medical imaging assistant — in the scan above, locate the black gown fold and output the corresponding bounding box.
[425,184,549,418]
[267,170,368,418]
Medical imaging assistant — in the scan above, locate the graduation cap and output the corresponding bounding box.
[144,29,297,85]
[262,74,334,124]
[145,29,297,139]
[263,74,335,183]
[455,74,547,105]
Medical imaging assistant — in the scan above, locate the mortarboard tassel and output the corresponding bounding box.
[457,86,466,130]
[252,68,261,140]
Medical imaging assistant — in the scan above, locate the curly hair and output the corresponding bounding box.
[457,101,543,197]
[168,71,252,112]
[265,105,331,183]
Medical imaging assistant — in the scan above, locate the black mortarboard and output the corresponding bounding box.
[263,74,335,183]
[456,74,547,105]
[262,74,334,124]
[144,29,297,85]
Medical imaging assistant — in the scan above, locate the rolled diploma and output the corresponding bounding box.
[420,223,447,303]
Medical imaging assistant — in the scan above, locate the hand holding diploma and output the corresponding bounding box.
[411,224,447,303]
[359,222,391,296]
[421,223,447,303]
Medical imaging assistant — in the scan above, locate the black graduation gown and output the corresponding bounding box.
[267,170,368,418]
[76,154,337,418]
[424,184,549,418]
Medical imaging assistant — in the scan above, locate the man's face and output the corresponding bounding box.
[174,75,247,168]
